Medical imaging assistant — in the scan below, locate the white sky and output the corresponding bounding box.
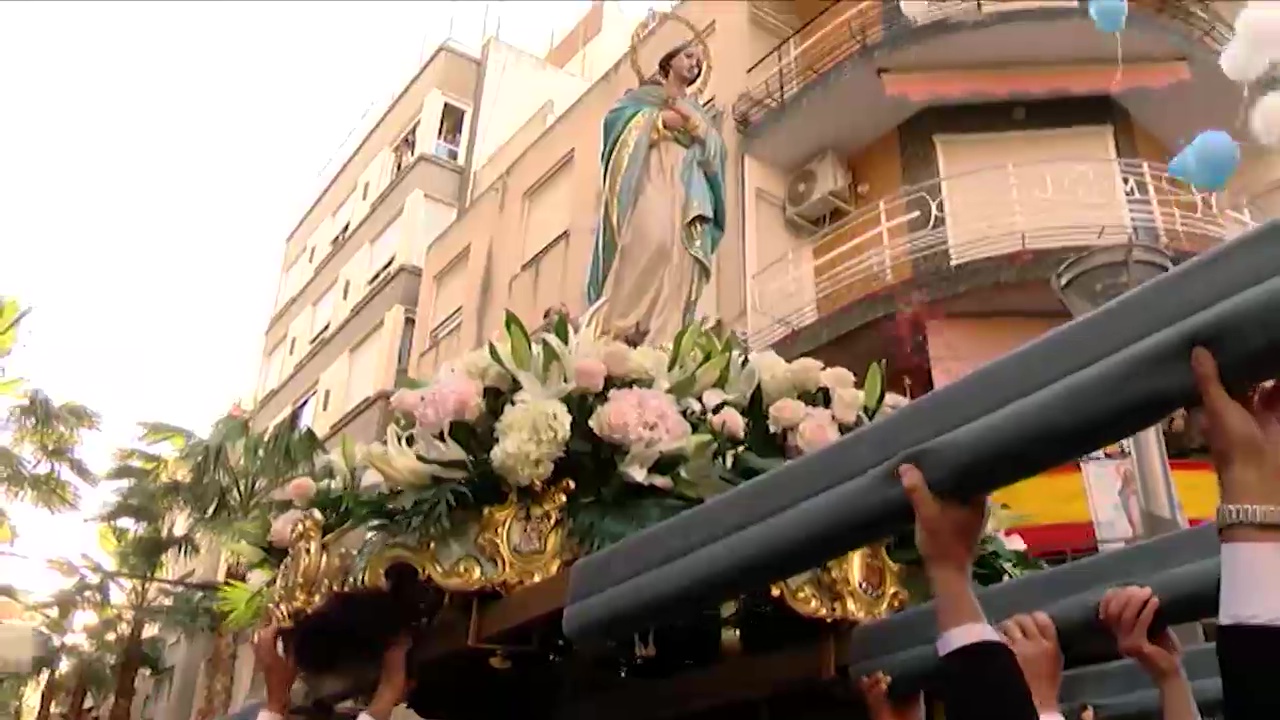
[0,0,661,597]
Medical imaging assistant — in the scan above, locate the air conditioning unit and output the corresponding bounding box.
[785,150,853,227]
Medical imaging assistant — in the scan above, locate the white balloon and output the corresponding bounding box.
[1236,3,1280,53]
[1249,90,1280,147]
[1220,37,1271,83]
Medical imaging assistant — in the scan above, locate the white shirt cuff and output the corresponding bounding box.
[936,622,1003,656]
[357,714,376,720]
[1220,541,1280,626]
[1038,713,1066,720]
[255,712,284,720]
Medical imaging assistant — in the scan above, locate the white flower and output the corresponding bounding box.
[246,569,274,589]
[788,357,824,394]
[268,509,306,549]
[880,392,910,415]
[631,346,670,381]
[455,348,512,390]
[359,467,387,493]
[997,531,1028,552]
[750,350,793,404]
[830,387,864,426]
[701,388,728,410]
[767,398,808,432]
[490,398,573,487]
[819,366,857,390]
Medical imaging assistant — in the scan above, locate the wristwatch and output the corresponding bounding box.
[1216,503,1280,529]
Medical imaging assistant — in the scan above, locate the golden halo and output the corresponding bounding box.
[629,11,712,98]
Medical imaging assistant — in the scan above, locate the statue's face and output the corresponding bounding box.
[669,45,703,86]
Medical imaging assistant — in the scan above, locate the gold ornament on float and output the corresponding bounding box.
[359,479,575,595]
[269,510,360,627]
[628,11,712,98]
[770,544,909,622]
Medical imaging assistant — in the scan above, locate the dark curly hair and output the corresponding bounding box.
[285,564,444,700]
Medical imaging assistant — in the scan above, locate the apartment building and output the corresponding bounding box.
[409,0,1278,555]
[251,41,480,445]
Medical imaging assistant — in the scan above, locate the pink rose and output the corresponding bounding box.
[284,476,317,504]
[389,389,427,416]
[767,398,807,432]
[793,409,840,455]
[572,358,607,394]
[414,376,484,435]
[268,509,306,548]
[709,407,746,441]
[590,387,691,451]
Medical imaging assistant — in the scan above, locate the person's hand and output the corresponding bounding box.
[1080,705,1095,720]
[899,464,986,579]
[998,612,1063,715]
[856,672,922,720]
[366,636,413,720]
[252,623,296,716]
[1099,586,1181,682]
[1192,347,1280,541]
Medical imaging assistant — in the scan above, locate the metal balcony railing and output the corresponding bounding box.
[748,158,1256,349]
[734,0,1235,129]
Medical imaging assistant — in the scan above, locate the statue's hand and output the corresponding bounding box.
[659,108,685,132]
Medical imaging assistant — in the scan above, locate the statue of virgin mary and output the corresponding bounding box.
[582,38,727,346]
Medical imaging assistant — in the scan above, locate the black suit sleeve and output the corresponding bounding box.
[933,640,1040,720]
[1217,624,1280,720]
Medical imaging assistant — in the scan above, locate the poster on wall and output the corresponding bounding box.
[1080,457,1142,551]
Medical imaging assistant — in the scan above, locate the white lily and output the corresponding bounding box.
[722,352,760,407]
[365,425,465,488]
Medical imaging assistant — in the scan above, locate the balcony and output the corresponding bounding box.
[749,158,1256,350]
[734,1,1236,169]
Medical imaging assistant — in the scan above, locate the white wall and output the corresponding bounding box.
[470,39,590,176]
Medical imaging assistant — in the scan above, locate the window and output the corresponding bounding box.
[345,328,382,411]
[392,122,419,177]
[434,103,467,163]
[397,316,416,373]
[332,222,350,248]
[342,279,351,301]
[368,220,400,282]
[288,337,297,356]
[521,157,574,261]
[260,343,285,396]
[321,389,331,412]
[307,246,317,264]
[292,392,318,429]
[361,182,370,201]
[311,284,336,341]
[277,256,304,308]
[430,253,468,333]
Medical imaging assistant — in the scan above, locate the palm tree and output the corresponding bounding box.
[0,389,101,541]
[168,413,323,720]
[94,435,214,720]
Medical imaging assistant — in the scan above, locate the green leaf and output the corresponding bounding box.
[736,449,785,475]
[863,360,885,416]
[504,310,533,371]
[0,299,29,359]
[669,324,693,371]
[552,312,570,344]
[0,377,23,396]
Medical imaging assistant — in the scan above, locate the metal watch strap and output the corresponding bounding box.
[1216,504,1280,529]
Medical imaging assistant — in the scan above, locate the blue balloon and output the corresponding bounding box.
[1184,130,1240,191]
[1168,148,1194,183]
[1089,0,1128,34]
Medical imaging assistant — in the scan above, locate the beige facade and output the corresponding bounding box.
[412,0,1276,399]
[251,42,480,445]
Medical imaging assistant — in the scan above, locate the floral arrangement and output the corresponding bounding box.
[354,312,899,554]
[235,311,1040,633]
